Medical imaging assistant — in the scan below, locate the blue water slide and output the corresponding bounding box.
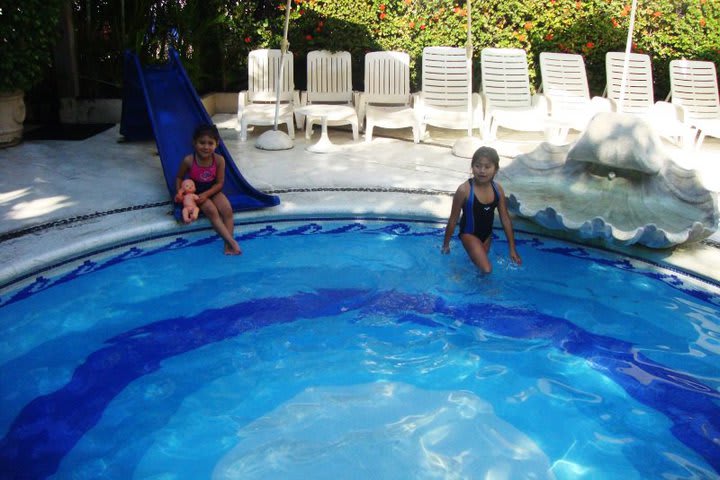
[120,49,280,216]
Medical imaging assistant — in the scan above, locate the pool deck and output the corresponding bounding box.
[1,116,719,287]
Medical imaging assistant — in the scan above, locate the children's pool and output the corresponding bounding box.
[1,219,719,479]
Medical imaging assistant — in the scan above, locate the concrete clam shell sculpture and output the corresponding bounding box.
[499,113,719,248]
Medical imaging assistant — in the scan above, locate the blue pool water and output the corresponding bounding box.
[0,219,719,479]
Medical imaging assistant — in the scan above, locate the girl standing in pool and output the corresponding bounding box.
[175,124,241,255]
[442,146,521,273]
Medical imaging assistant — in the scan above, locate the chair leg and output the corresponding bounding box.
[295,112,305,131]
[240,118,249,142]
[351,119,359,141]
[484,118,498,141]
[365,121,374,143]
[306,119,314,140]
[286,117,295,140]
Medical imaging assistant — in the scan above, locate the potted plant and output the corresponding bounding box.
[0,0,63,146]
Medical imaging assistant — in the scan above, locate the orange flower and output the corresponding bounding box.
[545,33,554,41]
[409,20,415,28]
[611,17,619,27]
[524,21,533,30]
[294,0,302,4]
[586,41,595,49]
[379,12,386,19]
[653,11,661,17]
[576,1,582,8]
[700,18,706,27]
[244,36,251,43]
[420,24,426,30]
[305,34,313,41]
[379,4,386,11]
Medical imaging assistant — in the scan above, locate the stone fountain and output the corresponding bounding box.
[498,113,719,248]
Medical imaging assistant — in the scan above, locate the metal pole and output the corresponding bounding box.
[272,0,292,130]
[466,0,473,137]
[618,0,638,113]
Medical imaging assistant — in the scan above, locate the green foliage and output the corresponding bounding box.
[0,0,63,92]
[70,0,720,98]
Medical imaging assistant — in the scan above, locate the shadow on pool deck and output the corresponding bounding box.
[0,115,718,286]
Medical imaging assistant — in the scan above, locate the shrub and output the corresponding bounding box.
[71,0,720,99]
[0,0,63,92]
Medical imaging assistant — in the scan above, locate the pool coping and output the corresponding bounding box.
[2,189,719,293]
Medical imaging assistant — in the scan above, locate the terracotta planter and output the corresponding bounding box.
[0,90,26,147]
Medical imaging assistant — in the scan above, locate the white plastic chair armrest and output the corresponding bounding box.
[531,94,549,114]
[589,96,613,114]
[236,91,248,131]
[412,93,425,122]
[651,101,683,122]
[356,93,367,127]
[605,97,619,112]
[412,92,424,110]
[471,93,484,124]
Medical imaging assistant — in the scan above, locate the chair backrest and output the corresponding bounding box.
[247,49,295,103]
[306,50,353,104]
[539,52,590,110]
[363,51,411,105]
[669,59,720,120]
[605,52,654,113]
[421,46,469,109]
[480,48,533,109]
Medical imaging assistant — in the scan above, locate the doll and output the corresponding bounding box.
[175,179,200,224]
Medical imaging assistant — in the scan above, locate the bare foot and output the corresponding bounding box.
[224,240,242,255]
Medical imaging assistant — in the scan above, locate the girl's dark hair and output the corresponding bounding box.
[193,124,220,142]
[471,146,500,170]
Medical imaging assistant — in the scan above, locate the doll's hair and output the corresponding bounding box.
[193,124,220,143]
[471,146,500,170]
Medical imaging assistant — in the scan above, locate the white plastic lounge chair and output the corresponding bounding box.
[300,50,359,141]
[358,51,421,143]
[668,59,720,149]
[539,52,612,141]
[480,48,549,140]
[414,46,483,138]
[236,49,299,142]
[604,52,690,146]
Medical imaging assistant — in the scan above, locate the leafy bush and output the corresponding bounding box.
[72,0,719,99]
[0,0,63,92]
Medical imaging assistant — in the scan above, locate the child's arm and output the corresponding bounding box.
[496,182,522,265]
[196,154,226,204]
[442,184,466,253]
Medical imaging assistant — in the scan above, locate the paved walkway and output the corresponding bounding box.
[1,117,718,287]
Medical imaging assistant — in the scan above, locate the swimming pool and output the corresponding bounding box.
[1,219,718,479]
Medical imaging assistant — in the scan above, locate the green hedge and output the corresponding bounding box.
[75,0,720,99]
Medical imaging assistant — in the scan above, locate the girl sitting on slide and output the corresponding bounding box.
[175,124,241,255]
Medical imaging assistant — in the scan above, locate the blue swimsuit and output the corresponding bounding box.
[459,179,499,242]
